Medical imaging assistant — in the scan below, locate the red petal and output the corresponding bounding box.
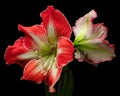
[21,59,46,84]
[4,34,39,67]
[4,37,31,67]
[23,35,39,49]
[57,37,74,67]
[18,24,48,46]
[40,6,71,38]
[45,64,62,93]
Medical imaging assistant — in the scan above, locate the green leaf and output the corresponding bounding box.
[57,68,74,96]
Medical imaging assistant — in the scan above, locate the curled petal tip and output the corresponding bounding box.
[40,5,54,17]
[40,5,71,38]
[90,9,97,18]
[47,5,54,9]
[18,24,23,31]
[20,76,24,80]
[49,86,55,93]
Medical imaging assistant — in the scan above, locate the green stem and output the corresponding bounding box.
[57,67,74,96]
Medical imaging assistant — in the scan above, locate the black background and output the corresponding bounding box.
[0,0,119,96]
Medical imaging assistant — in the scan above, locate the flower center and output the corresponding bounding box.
[37,40,57,57]
[49,41,57,54]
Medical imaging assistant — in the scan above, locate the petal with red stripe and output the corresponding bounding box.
[4,37,38,67]
[57,37,74,67]
[21,59,46,84]
[40,6,71,43]
[18,24,48,47]
[45,63,62,93]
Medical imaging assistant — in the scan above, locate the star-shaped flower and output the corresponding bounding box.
[73,10,115,65]
[4,6,74,92]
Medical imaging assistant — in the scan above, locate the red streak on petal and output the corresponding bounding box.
[40,6,71,38]
[57,37,75,67]
[4,37,30,66]
[18,24,48,42]
[45,66,62,92]
[21,59,45,84]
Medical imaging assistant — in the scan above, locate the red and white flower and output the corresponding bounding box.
[4,6,74,92]
[73,10,115,65]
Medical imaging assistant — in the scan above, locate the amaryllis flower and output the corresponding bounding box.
[73,10,115,65]
[4,6,74,92]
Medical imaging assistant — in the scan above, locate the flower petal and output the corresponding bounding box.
[73,10,97,42]
[45,63,62,93]
[21,59,46,83]
[18,24,52,56]
[56,37,74,67]
[4,37,38,67]
[88,23,108,40]
[75,39,115,65]
[18,24,48,47]
[74,48,85,62]
[40,6,71,43]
